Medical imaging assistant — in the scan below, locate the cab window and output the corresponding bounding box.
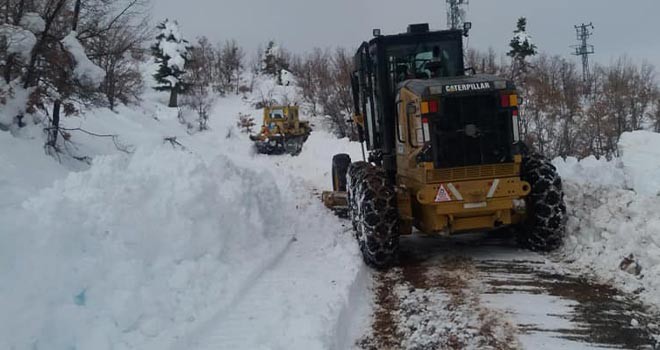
[270,109,284,119]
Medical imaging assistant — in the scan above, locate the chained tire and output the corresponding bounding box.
[332,154,351,191]
[518,152,567,252]
[347,162,399,269]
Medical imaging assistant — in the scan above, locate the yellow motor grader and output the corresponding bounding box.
[323,24,566,268]
[250,106,311,156]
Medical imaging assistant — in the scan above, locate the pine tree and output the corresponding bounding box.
[262,41,278,76]
[261,41,289,85]
[151,19,191,107]
[507,17,537,79]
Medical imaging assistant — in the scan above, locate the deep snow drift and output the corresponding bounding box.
[0,69,367,349]
[554,130,660,308]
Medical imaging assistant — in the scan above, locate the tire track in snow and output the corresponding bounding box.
[357,233,660,350]
[358,243,520,350]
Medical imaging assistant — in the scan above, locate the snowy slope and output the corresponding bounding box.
[554,131,660,308]
[0,68,368,350]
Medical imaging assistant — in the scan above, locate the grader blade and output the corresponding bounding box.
[322,191,348,218]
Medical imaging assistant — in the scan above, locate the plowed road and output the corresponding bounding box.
[357,233,659,350]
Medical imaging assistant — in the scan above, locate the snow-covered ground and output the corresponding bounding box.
[3,57,660,349]
[0,67,369,349]
[554,130,660,309]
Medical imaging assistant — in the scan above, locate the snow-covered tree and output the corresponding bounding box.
[261,40,290,85]
[262,41,278,76]
[507,17,537,79]
[151,19,191,107]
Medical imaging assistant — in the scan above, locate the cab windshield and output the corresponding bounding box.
[387,40,460,88]
[269,109,285,119]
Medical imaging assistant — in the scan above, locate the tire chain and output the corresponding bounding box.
[347,162,399,268]
[520,152,567,251]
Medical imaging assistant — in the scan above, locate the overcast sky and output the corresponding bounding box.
[153,0,660,67]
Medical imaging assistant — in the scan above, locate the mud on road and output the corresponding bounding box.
[357,234,660,350]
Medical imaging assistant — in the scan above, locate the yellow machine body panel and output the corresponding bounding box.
[394,87,529,235]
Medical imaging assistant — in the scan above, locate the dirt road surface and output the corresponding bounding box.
[357,233,660,350]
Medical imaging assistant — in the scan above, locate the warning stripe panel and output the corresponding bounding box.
[446,183,463,201]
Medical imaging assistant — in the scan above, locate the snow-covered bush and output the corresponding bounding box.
[236,112,256,133]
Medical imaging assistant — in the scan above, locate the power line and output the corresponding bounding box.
[571,23,595,81]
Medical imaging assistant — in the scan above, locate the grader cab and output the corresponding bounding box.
[250,106,311,156]
[324,24,566,268]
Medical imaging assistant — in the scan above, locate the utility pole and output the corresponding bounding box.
[571,23,595,81]
[446,0,468,30]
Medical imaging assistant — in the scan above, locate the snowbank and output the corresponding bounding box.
[0,144,363,349]
[619,130,660,196]
[554,131,660,307]
[0,64,368,349]
[0,130,68,206]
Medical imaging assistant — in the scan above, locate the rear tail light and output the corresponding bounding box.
[509,94,519,107]
[421,100,439,115]
[429,100,439,113]
[501,94,519,108]
[501,95,510,107]
[421,102,429,114]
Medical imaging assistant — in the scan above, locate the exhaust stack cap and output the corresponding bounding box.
[408,23,430,34]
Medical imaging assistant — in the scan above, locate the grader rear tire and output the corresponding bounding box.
[347,162,399,269]
[518,152,567,252]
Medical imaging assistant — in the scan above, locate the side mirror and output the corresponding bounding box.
[518,96,524,105]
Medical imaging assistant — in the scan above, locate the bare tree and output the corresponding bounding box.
[82,0,151,109]
[289,47,357,138]
[218,39,244,94]
[183,37,217,131]
[466,47,501,75]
